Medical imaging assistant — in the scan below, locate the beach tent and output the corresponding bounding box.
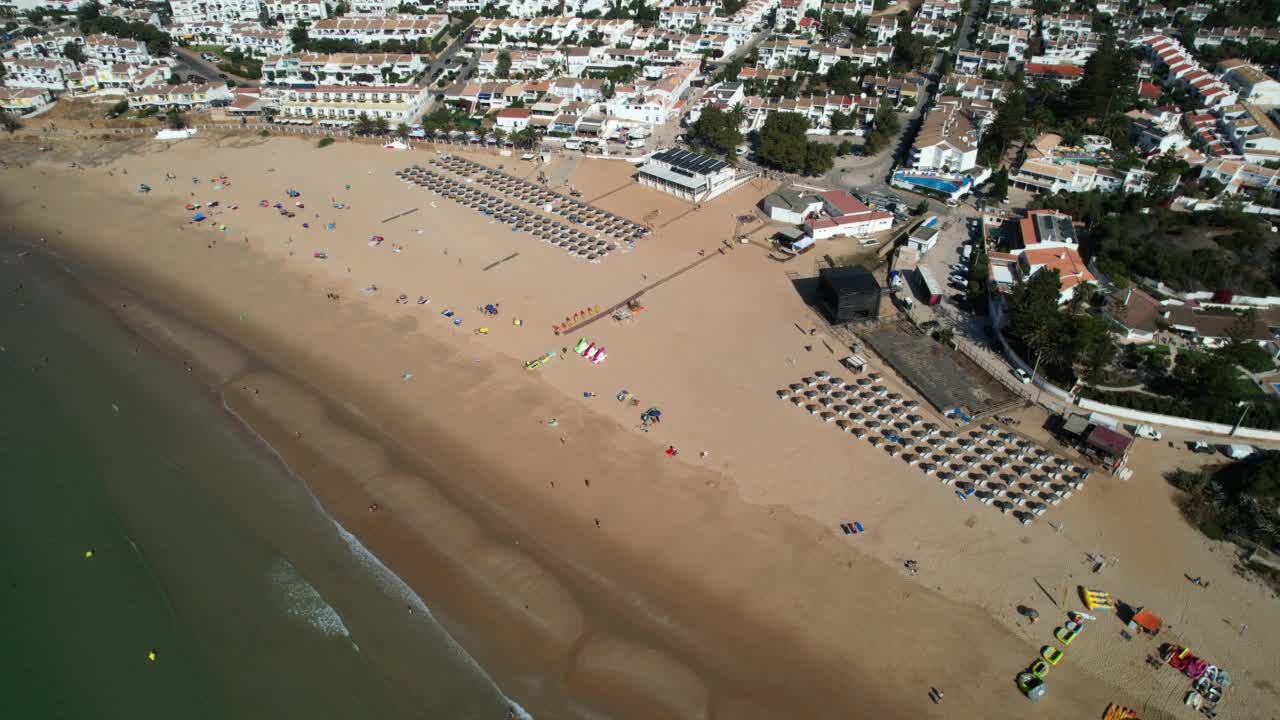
[1133,609,1162,634]
[192,213,206,221]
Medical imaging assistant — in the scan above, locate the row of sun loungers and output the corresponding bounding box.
[396,167,620,262]
[429,155,648,245]
[778,371,1092,525]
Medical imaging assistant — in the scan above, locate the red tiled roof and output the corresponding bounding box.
[1024,63,1084,77]
[495,107,530,118]
[820,190,870,215]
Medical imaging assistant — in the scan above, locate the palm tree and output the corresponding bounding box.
[354,112,374,135]
[729,101,747,128]
[395,122,409,139]
[492,127,507,146]
[373,115,390,136]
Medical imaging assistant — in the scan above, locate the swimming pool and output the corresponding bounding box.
[903,176,961,193]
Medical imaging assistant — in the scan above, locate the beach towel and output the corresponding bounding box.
[854,521,865,533]
[841,524,852,535]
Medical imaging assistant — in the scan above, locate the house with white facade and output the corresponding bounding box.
[1217,60,1280,106]
[310,15,450,44]
[955,50,1008,76]
[945,74,1009,102]
[2,57,74,90]
[169,0,262,25]
[349,0,398,13]
[470,17,634,47]
[1140,35,1238,109]
[262,53,425,86]
[273,83,431,122]
[4,30,84,60]
[1218,104,1280,164]
[977,26,1029,60]
[264,0,328,24]
[659,4,715,30]
[909,18,957,42]
[0,86,54,115]
[821,0,875,17]
[910,100,981,172]
[129,82,234,110]
[866,16,898,44]
[1192,26,1280,50]
[1199,158,1280,195]
[84,34,150,65]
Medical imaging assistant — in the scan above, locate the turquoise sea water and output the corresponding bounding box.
[0,244,522,720]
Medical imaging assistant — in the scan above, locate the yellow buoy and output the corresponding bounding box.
[84,550,94,559]
[513,318,522,326]
[147,650,158,662]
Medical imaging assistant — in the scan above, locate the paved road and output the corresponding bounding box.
[172,48,260,88]
[953,0,983,52]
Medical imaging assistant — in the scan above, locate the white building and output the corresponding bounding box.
[637,148,746,202]
[0,86,54,115]
[309,15,450,44]
[910,102,980,172]
[821,0,875,16]
[494,106,531,131]
[804,190,894,240]
[1218,104,1280,164]
[469,17,635,47]
[262,52,425,86]
[658,4,714,31]
[264,0,329,24]
[2,57,73,90]
[762,187,825,223]
[349,0,399,13]
[1199,158,1280,195]
[169,0,263,25]
[4,31,83,60]
[977,26,1029,61]
[273,83,431,122]
[84,34,151,65]
[129,82,234,110]
[1217,60,1280,107]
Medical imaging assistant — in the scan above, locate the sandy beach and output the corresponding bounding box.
[2,130,1276,719]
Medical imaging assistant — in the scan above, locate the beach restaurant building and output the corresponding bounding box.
[636,148,745,202]
[0,87,55,116]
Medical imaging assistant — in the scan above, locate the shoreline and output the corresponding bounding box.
[6,133,1274,720]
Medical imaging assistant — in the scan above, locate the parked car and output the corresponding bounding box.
[1013,368,1031,383]
[1132,424,1162,440]
[1188,441,1213,454]
[920,320,940,331]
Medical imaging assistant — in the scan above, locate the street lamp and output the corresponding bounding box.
[1230,400,1253,437]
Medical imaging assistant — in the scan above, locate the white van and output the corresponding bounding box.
[564,140,582,150]
[626,138,646,149]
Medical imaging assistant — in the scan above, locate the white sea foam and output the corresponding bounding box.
[270,557,352,638]
[334,524,534,720]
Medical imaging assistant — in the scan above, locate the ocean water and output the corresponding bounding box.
[0,243,524,720]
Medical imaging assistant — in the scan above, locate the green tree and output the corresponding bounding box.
[690,104,742,155]
[289,23,309,51]
[63,41,86,64]
[354,112,374,135]
[164,109,187,130]
[373,115,390,136]
[891,28,927,70]
[495,50,511,79]
[757,112,809,172]
[803,141,836,176]
[1066,35,1136,122]
[989,167,1009,201]
[395,122,409,139]
[0,113,20,134]
[76,1,100,21]
[979,88,1026,165]
[826,59,858,95]
[108,99,128,117]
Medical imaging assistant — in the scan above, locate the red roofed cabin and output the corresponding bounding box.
[1086,425,1134,473]
[494,107,531,132]
[803,190,894,240]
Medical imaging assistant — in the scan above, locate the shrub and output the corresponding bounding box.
[317,137,334,148]
[258,129,270,137]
